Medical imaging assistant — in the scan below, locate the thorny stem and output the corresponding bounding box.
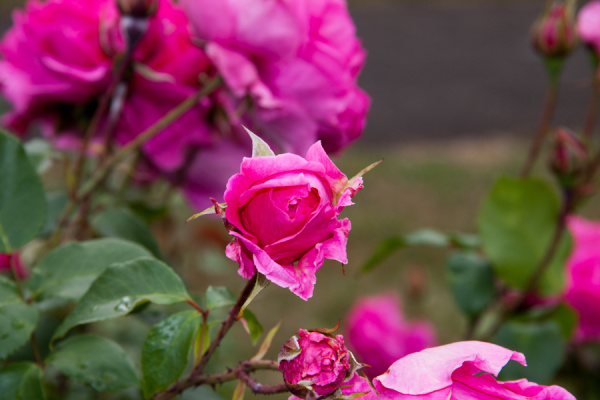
[153,275,261,400]
[237,370,289,395]
[520,83,559,177]
[480,189,575,341]
[152,360,280,400]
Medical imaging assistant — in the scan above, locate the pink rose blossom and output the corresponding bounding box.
[0,253,27,279]
[565,216,600,341]
[578,1,600,54]
[0,0,214,182]
[373,341,576,400]
[278,329,352,398]
[345,293,437,379]
[181,0,370,155]
[223,141,362,300]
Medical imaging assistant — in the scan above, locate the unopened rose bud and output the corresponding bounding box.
[278,329,359,399]
[117,0,158,18]
[532,1,577,59]
[550,128,587,187]
[0,253,28,279]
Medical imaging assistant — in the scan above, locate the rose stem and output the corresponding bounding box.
[154,360,281,400]
[237,370,289,395]
[48,75,222,248]
[520,82,559,177]
[154,275,261,400]
[481,188,574,341]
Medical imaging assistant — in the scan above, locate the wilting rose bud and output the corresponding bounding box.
[550,127,587,187]
[278,329,359,399]
[531,1,577,58]
[0,253,27,279]
[117,0,158,17]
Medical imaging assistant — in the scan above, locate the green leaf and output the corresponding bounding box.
[546,304,577,339]
[0,130,47,252]
[0,362,45,400]
[141,311,202,399]
[46,334,138,392]
[494,321,565,384]
[241,309,263,345]
[24,139,53,174]
[52,257,191,341]
[30,238,152,302]
[91,207,165,260]
[251,321,280,361]
[244,126,275,157]
[206,286,236,310]
[478,177,572,295]
[445,251,496,318]
[0,277,40,360]
[39,191,68,237]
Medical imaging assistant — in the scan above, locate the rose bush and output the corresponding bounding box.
[223,141,363,300]
[373,341,576,399]
[345,293,437,378]
[180,0,370,155]
[565,216,600,342]
[278,329,353,398]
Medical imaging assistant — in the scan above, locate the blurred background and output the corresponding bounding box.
[1,0,599,399]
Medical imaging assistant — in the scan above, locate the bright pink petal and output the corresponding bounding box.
[373,341,526,396]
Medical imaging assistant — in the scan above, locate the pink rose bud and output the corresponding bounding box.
[550,127,587,187]
[345,293,437,379]
[373,341,576,400]
[531,1,577,58]
[578,0,600,56]
[0,253,27,279]
[565,216,600,342]
[223,141,365,300]
[278,329,357,399]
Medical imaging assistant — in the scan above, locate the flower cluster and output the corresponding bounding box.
[278,332,575,400]
[0,0,369,209]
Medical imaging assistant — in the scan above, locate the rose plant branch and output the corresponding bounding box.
[237,370,289,395]
[153,360,281,400]
[481,188,575,341]
[520,82,559,177]
[154,274,260,400]
[48,75,222,248]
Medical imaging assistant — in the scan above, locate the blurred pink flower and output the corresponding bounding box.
[279,329,351,398]
[345,293,437,379]
[373,341,576,400]
[0,0,215,184]
[0,253,27,279]
[223,141,362,300]
[565,216,600,342]
[180,0,370,155]
[578,0,600,54]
